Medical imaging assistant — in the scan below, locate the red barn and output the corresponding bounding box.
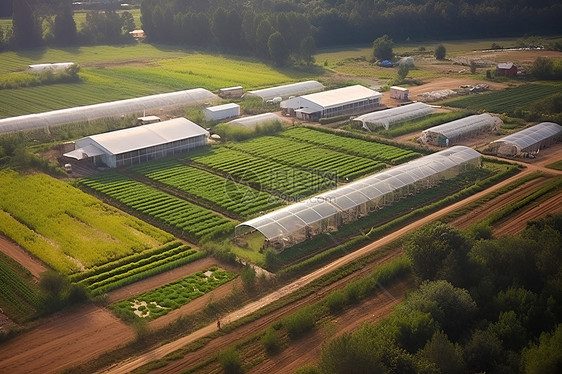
[496,62,518,77]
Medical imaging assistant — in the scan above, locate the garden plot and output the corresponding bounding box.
[110,266,237,321]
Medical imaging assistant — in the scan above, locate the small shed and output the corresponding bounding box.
[218,86,244,99]
[390,86,409,100]
[203,103,240,121]
[129,30,145,39]
[496,62,517,77]
[136,116,161,125]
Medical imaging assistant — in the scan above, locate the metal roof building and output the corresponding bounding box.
[203,103,240,121]
[354,102,433,131]
[486,122,562,157]
[246,81,325,101]
[227,113,284,128]
[281,85,383,121]
[64,117,209,168]
[236,146,481,250]
[0,88,217,134]
[419,113,503,147]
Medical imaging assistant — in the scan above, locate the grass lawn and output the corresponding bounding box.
[545,160,562,171]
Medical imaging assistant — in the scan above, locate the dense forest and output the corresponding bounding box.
[2,1,561,59]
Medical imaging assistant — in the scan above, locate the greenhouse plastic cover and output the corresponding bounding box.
[246,81,325,101]
[354,102,433,130]
[228,113,284,128]
[0,88,217,134]
[491,122,562,150]
[75,117,208,155]
[423,113,501,139]
[237,146,481,241]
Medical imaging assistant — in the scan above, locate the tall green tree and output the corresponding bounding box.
[54,0,76,46]
[268,31,289,66]
[12,0,42,48]
[372,34,394,61]
[434,44,446,60]
[300,35,316,65]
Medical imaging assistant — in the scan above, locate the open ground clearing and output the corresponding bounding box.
[0,235,47,279]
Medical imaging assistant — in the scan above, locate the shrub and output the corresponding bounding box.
[218,348,244,374]
[435,44,446,60]
[261,327,281,355]
[240,265,256,291]
[283,306,317,339]
[325,290,348,314]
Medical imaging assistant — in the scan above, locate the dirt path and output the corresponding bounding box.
[249,279,413,374]
[101,168,537,374]
[0,304,134,374]
[0,235,47,278]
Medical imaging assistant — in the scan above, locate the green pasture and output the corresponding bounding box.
[0,169,174,274]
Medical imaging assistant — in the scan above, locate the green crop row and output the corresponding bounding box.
[445,84,561,114]
[110,266,237,321]
[80,172,236,241]
[188,147,336,198]
[131,159,285,218]
[89,251,208,296]
[0,254,42,323]
[226,136,385,180]
[0,169,174,274]
[282,127,420,164]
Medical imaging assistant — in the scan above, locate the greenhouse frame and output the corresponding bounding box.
[419,113,503,147]
[227,113,284,128]
[64,117,209,168]
[486,122,562,157]
[353,102,433,131]
[0,88,217,134]
[236,146,481,250]
[246,81,325,101]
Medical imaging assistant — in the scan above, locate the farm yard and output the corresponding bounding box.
[0,29,561,374]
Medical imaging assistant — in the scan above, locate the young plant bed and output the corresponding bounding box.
[110,266,237,322]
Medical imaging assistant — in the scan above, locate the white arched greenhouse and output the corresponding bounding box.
[246,81,325,101]
[227,113,285,128]
[353,102,433,131]
[486,122,562,157]
[0,88,217,134]
[235,146,481,250]
[419,113,503,147]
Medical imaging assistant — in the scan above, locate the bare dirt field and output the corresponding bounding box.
[0,304,134,374]
[0,235,47,279]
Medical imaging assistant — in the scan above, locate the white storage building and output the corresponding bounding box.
[390,86,409,100]
[64,117,209,168]
[354,102,433,131]
[281,85,383,121]
[218,86,244,98]
[227,113,284,128]
[0,88,217,134]
[235,146,481,250]
[246,81,325,101]
[486,122,562,157]
[419,113,503,147]
[203,103,240,121]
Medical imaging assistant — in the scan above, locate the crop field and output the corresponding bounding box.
[188,147,338,199]
[0,169,174,275]
[0,45,310,117]
[131,160,285,218]
[110,266,237,321]
[0,252,42,323]
[282,127,420,164]
[444,84,561,114]
[69,240,206,295]
[79,172,235,241]
[226,136,386,180]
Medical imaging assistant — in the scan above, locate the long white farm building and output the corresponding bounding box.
[419,113,503,147]
[64,117,208,168]
[354,102,433,131]
[203,103,240,121]
[236,146,481,249]
[246,81,324,101]
[486,122,562,157]
[0,88,217,134]
[281,85,383,121]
